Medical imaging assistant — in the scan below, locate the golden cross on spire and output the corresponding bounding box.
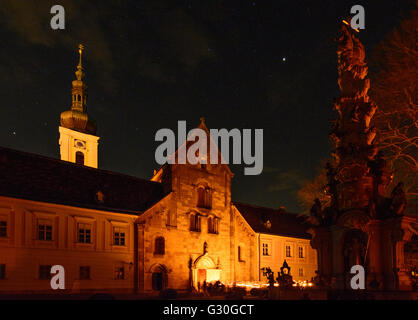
[75,43,85,80]
[78,44,84,68]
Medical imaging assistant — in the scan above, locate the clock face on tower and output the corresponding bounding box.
[74,139,86,149]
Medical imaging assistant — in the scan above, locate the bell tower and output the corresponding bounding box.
[59,44,99,168]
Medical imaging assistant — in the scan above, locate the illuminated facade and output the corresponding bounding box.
[0,46,318,294]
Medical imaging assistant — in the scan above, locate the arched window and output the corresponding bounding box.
[154,237,165,255]
[197,187,205,207]
[208,216,219,234]
[75,151,84,165]
[190,214,201,232]
[207,217,213,233]
[238,246,244,262]
[197,186,211,209]
[166,210,176,227]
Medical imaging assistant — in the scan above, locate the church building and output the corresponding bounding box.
[0,46,317,294]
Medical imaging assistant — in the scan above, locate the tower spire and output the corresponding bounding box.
[59,43,99,168]
[60,44,96,135]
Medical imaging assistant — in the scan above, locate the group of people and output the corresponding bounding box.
[196,280,225,296]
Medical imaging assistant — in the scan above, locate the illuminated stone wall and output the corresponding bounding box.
[0,196,136,293]
[140,161,256,291]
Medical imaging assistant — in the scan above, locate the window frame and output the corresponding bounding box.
[154,236,165,255]
[0,264,5,279]
[285,245,292,258]
[262,242,271,256]
[113,226,126,246]
[79,266,91,280]
[238,245,245,262]
[39,265,52,280]
[197,186,212,209]
[299,268,304,277]
[37,219,53,241]
[190,213,201,232]
[298,246,304,259]
[0,220,7,238]
[77,222,92,244]
[115,266,125,280]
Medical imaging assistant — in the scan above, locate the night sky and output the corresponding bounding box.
[0,0,415,213]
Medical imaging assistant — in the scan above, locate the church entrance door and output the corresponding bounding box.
[152,272,163,291]
[197,269,207,284]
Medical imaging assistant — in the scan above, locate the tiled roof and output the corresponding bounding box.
[0,146,166,214]
[233,202,312,239]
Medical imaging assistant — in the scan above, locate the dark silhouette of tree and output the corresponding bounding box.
[297,160,331,214]
[370,4,417,207]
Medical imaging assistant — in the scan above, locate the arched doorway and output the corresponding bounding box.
[75,151,85,165]
[193,255,221,289]
[150,264,168,291]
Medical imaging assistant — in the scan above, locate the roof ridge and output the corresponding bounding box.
[0,145,161,186]
[233,201,299,216]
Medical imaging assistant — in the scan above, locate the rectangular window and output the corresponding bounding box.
[39,265,51,280]
[37,220,52,241]
[0,221,7,237]
[79,266,90,280]
[298,247,304,258]
[77,223,91,243]
[113,227,126,246]
[0,264,5,279]
[166,210,177,227]
[286,245,292,257]
[262,243,270,256]
[238,246,245,262]
[115,267,124,280]
[299,268,304,277]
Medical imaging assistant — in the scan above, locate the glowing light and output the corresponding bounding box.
[342,19,360,33]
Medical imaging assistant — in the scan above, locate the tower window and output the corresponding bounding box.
[197,186,211,209]
[208,216,219,234]
[75,151,84,165]
[154,237,165,255]
[190,214,201,232]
